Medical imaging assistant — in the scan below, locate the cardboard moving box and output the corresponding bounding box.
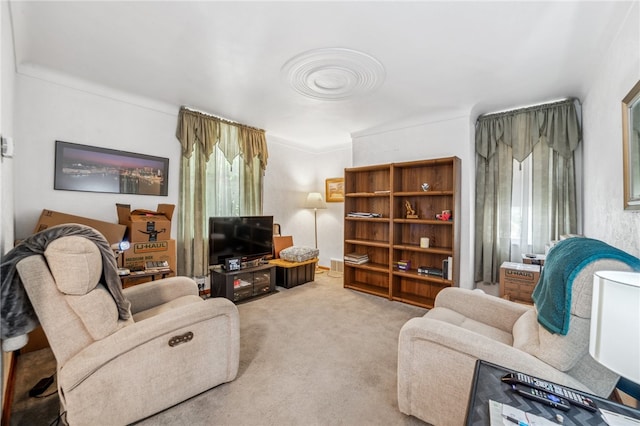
[34,209,126,245]
[116,203,174,242]
[121,239,176,273]
[499,262,541,303]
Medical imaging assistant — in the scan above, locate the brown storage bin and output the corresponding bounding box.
[271,258,317,289]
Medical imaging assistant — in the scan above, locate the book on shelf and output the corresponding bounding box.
[347,212,382,218]
[440,257,453,279]
[144,260,171,273]
[344,252,369,264]
[418,266,443,276]
[345,253,369,259]
[442,259,448,279]
[397,259,411,271]
[345,258,369,265]
[143,267,171,274]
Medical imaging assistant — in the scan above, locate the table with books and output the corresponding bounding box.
[466,360,640,425]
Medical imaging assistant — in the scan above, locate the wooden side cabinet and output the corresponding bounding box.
[344,157,461,309]
[210,264,276,303]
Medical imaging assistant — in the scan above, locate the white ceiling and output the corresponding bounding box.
[8,1,635,150]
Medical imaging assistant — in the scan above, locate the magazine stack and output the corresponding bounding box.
[344,252,369,265]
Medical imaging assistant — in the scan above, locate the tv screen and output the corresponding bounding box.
[209,216,274,265]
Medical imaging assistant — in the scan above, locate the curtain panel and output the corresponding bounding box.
[175,107,268,277]
[474,99,581,284]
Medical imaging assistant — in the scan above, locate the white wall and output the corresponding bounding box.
[1,0,16,255]
[13,70,181,241]
[264,135,350,267]
[1,0,16,409]
[313,145,351,267]
[582,1,640,257]
[351,114,475,288]
[12,69,348,268]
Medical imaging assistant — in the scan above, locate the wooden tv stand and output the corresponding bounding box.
[209,263,276,303]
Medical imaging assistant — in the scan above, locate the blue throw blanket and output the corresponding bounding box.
[532,237,640,335]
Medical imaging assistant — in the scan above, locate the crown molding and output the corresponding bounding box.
[16,63,178,116]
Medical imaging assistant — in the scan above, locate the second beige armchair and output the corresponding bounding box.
[398,256,632,425]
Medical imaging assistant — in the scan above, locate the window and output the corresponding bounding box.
[175,107,268,277]
[474,99,581,283]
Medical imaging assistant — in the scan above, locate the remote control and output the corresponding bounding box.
[511,384,571,411]
[502,372,597,411]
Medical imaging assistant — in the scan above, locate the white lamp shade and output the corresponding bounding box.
[589,270,640,385]
[304,192,327,209]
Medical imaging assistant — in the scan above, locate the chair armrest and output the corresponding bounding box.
[399,316,591,391]
[59,297,238,391]
[435,287,533,333]
[398,316,593,426]
[123,276,199,314]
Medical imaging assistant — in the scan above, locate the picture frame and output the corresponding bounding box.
[54,140,169,196]
[622,80,640,210]
[325,177,344,202]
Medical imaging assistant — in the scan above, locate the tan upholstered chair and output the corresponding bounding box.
[16,235,239,425]
[398,255,635,426]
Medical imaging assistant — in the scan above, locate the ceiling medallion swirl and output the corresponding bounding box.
[281,48,385,101]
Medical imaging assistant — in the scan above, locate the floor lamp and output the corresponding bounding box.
[304,192,327,273]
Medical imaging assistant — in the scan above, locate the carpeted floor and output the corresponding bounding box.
[10,274,429,425]
[9,346,59,425]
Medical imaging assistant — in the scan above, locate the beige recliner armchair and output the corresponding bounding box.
[398,238,639,426]
[16,234,240,425]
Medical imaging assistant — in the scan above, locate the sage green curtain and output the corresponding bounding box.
[474,99,581,283]
[175,107,268,277]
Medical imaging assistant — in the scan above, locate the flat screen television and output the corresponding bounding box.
[209,216,274,266]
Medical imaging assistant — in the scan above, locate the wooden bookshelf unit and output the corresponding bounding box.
[343,157,461,309]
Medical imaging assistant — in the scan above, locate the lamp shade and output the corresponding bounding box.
[304,192,327,209]
[589,270,640,385]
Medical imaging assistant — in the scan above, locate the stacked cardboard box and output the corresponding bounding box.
[34,209,126,245]
[116,203,174,242]
[116,204,176,273]
[120,239,177,273]
[499,262,541,303]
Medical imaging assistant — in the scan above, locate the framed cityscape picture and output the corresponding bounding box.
[54,140,169,196]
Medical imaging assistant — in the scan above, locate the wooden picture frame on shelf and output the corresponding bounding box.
[325,177,344,202]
